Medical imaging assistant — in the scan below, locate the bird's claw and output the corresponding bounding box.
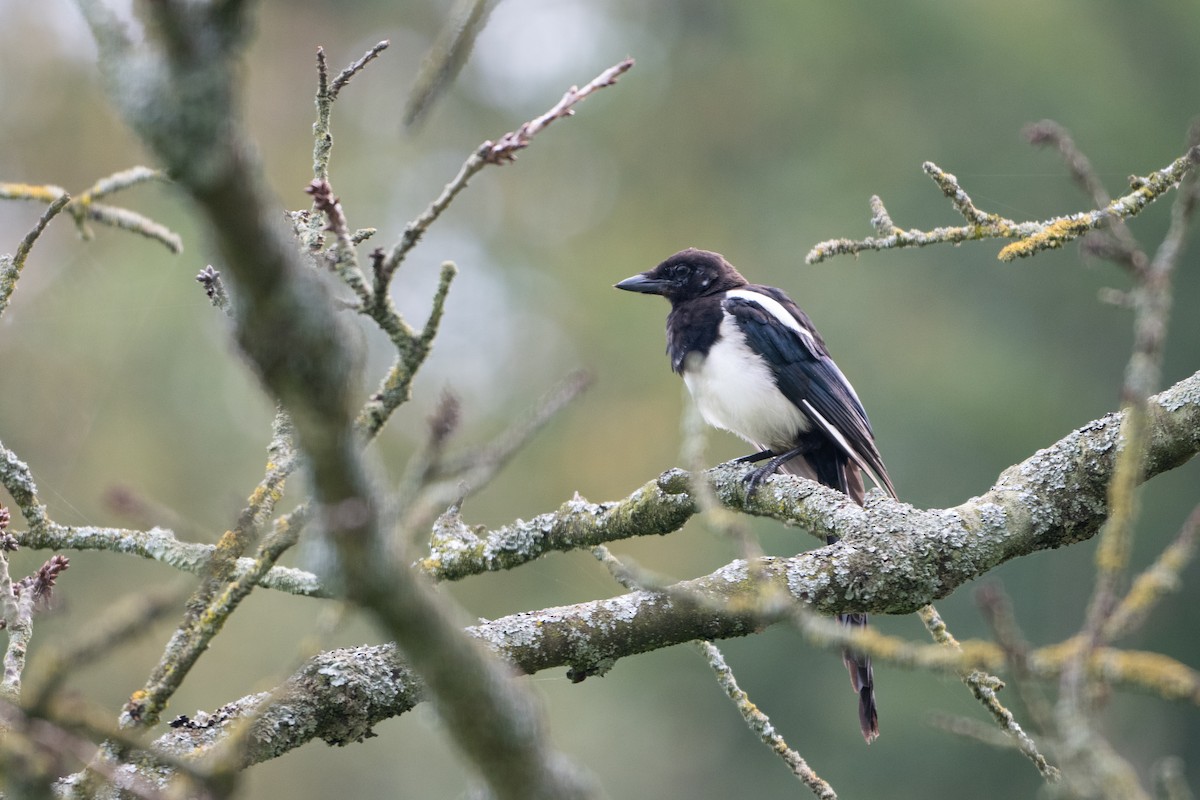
[742,463,776,498]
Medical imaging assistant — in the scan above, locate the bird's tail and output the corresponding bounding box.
[838,610,879,743]
[777,453,880,742]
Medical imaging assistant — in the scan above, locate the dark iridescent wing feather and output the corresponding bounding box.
[723,289,896,499]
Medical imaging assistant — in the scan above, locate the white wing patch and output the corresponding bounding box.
[724,289,818,351]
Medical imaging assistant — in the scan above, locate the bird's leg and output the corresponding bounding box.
[743,445,806,497]
[733,448,774,464]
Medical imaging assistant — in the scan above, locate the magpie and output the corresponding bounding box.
[615,247,895,743]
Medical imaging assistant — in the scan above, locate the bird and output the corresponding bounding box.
[615,247,895,743]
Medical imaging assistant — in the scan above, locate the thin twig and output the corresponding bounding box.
[378,57,635,291]
[329,40,389,99]
[124,411,300,728]
[976,584,1056,735]
[28,582,189,710]
[805,146,1200,264]
[1103,504,1200,641]
[0,190,71,319]
[479,58,635,164]
[311,42,389,187]
[918,605,1059,781]
[404,0,495,128]
[1,171,182,254]
[696,640,838,800]
[1055,123,1199,800]
[306,178,372,305]
[593,545,836,798]
[355,261,457,438]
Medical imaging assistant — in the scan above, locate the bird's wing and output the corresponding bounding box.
[723,289,897,498]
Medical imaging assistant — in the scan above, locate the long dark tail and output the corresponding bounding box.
[838,608,878,743]
[779,448,880,743]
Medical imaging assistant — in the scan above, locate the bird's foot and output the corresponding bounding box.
[743,462,778,498]
[739,445,806,498]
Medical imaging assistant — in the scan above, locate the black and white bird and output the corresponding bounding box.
[615,247,895,743]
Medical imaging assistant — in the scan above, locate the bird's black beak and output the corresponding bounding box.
[614,273,667,295]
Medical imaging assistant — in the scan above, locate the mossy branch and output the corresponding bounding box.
[0,169,183,255]
[107,592,1200,789]
[423,368,1200,589]
[805,147,1200,264]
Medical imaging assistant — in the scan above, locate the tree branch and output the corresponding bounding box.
[118,607,1200,786]
[805,146,1200,264]
[46,359,1199,790]
[425,369,1200,592]
[73,5,604,795]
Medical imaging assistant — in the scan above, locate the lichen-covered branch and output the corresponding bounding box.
[593,542,836,798]
[122,413,303,728]
[312,41,390,184]
[103,594,1199,793]
[695,640,837,800]
[805,146,1200,264]
[1047,122,1199,800]
[9,367,1199,624]
[73,2,600,796]
[916,604,1059,781]
[15,521,327,598]
[0,567,35,702]
[0,170,183,255]
[424,368,1200,589]
[0,190,71,319]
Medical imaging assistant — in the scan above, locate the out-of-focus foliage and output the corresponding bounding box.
[0,1,1196,797]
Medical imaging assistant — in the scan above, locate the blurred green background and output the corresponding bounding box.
[2,1,1198,797]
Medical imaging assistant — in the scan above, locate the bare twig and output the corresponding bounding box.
[404,0,496,128]
[976,584,1056,735]
[696,640,837,799]
[1052,126,1199,800]
[918,604,1059,781]
[437,371,592,489]
[377,57,635,291]
[805,146,1200,264]
[0,190,71,319]
[402,370,592,540]
[1025,121,1117,208]
[329,40,389,100]
[593,544,835,798]
[480,58,635,163]
[123,411,299,728]
[1103,504,1200,641]
[28,583,188,710]
[1,170,182,255]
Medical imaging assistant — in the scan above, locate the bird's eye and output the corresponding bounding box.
[671,264,689,280]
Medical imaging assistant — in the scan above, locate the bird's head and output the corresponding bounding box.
[615,248,747,304]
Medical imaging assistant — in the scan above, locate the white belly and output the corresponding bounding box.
[682,317,810,450]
